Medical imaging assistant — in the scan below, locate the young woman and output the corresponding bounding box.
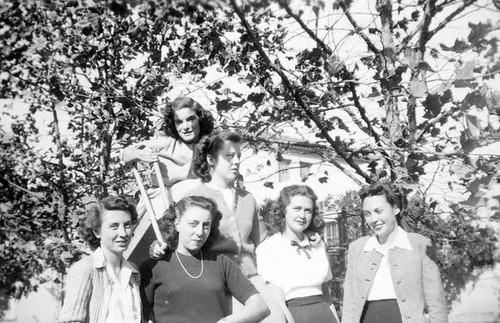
[256,185,339,323]
[140,195,269,323]
[151,131,287,322]
[58,196,141,323]
[122,96,215,265]
[341,183,447,323]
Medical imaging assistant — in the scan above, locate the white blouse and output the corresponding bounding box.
[256,233,333,300]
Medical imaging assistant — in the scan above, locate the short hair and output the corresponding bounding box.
[264,185,324,237]
[158,196,222,252]
[358,183,406,224]
[163,96,215,141]
[193,132,242,183]
[79,195,138,250]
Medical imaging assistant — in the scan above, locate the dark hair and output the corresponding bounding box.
[264,185,324,238]
[158,196,222,252]
[79,195,138,250]
[163,96,215,142]
[193,132,242,183]
[358,183,407,225]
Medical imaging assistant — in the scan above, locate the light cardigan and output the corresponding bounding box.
[58,248,142,323]
[341,230,447,323]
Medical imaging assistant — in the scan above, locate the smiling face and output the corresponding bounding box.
[94,210,133,256]
[174,107,201,143]
[210,140,241,185]
[284,195,313,240]
[362,194,400,244]
[175,206,212,255]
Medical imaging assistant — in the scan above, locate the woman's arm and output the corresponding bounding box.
[122,143,159,163]
[321,282,340,323]
[217,294,269,323]
[422,240,448,322]
[58,260,93,323]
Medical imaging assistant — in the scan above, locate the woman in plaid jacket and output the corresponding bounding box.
[341,183,447,323]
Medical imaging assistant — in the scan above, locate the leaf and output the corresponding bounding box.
[263,181,274,189]
[456,60,476,80]
[409,80,427,98]
[440,39,469,52]
[468,22,491,45]
[318,176,328,183]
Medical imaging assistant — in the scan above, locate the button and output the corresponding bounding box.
[401,297,406,302]
[406,315,411,319]
[396,279,402,284]
[365,278,371,282]
[361,296,365,300]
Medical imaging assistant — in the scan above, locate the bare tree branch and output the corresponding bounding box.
[428,0,478,40]
[230,0,370,184]
[339,2,381,55]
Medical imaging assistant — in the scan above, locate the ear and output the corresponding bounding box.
[174,218,180,231]
[393,205,401,215]
[207,154,215,166]
[93,230,101,239]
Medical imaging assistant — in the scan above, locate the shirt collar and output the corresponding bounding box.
[92,247,139,274]
[363,226,412,252]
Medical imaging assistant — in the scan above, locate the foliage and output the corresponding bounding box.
[0,0,499,314]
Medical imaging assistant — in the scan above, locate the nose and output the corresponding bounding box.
[117,225,127,237]
[233,155,240,164]
[195,224,204,236]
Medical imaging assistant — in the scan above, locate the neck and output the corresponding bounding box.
[100,247,122,269]
[283,229,306,242]
[377,225,398,245]
[208,176,233,189]
[176,247,201,257]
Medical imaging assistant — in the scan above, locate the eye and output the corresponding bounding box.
[124,222,132,229]
[110,223,119,229]
[375,208,384,214]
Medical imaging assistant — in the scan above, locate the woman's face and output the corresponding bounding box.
[174,107,201,143]
[362,194,399,243]
[284,195,313,239]
[175,206,212,255]
[94,210,133,256]
[210,140,241,185]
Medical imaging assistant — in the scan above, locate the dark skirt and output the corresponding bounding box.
[360,299,403,323]
[286,295,338,323]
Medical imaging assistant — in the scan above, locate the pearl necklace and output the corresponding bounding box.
[175,250,204,279]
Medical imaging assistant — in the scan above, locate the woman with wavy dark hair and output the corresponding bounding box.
[342,183,447,323]
[256,185,339,323]
[59,196,141,323]
[121,96,215,265]
[140,195,269,323]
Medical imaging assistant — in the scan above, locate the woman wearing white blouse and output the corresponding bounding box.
[256,185,339,323]
[341,183,447,323]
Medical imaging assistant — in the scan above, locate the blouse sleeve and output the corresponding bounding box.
[221,255,259,304]
[58,260,93,323]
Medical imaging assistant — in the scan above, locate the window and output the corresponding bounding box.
[299,161,311,180]
[278,159,291,182]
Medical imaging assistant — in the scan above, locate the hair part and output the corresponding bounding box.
[193,132,242,183]
[158,195,222,252]
[264,185,324,238]
[79,195,138,250]
[163,96,215,141]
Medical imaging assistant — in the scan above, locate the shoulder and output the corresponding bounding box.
[407,232,432,251]
[186,184,214,196]
[67,254,94,276]
[348,235,370,250]
[235,187,254,200]
[256,233,283,255]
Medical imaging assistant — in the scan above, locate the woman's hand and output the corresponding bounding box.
[149,240,168,259]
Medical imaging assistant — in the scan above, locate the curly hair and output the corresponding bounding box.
[192,132,242,183]
[163,96,215,142]
[157,195,222,253]
[358,182,407,225]
[264,185,325,238]
[79,195,138,250]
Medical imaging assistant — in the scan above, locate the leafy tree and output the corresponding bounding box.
[1,0,499,316]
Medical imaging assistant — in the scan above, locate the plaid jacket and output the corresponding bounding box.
[341,232,447,323]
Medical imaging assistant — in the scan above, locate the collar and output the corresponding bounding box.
[363,226,412,253]
[92,247,139,274]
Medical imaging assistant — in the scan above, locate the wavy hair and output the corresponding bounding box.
[158,195,222,252]
[163,96,215,142]
[358,182,407,225]
[193,132,242,183]
[264,185,325,238]
[79,195,138,250]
